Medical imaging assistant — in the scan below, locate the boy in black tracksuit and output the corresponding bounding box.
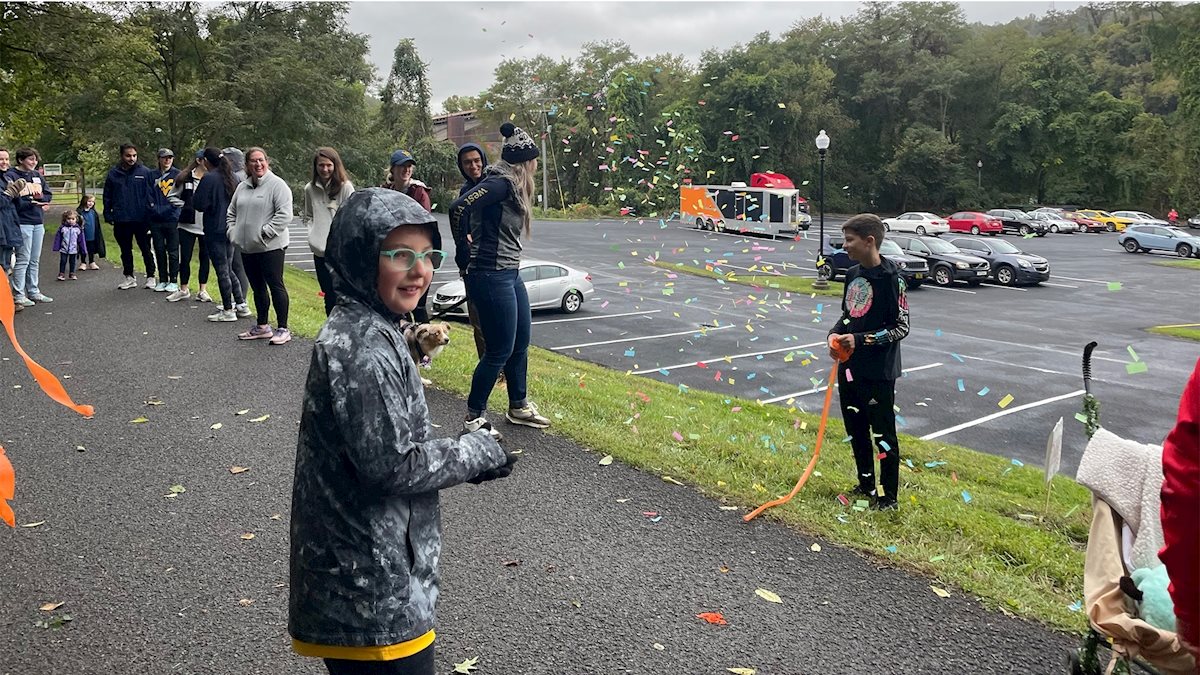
[828,214,910,510]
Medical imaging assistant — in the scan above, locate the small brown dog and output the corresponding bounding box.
[403,322,451,385]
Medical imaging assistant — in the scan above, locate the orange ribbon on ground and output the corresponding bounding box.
[744,335,851,523]
[0,268,95,527]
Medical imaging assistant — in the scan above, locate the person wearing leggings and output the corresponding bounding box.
[227,146,292,345]
[192,147,248,321]
[166,153,211,302]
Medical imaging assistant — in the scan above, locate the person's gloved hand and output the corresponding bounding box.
[467,448,519,484]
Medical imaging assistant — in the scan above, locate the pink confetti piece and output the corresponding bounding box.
[672,431,684,442]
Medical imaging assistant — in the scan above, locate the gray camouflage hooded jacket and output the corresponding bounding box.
[289,187,507,648]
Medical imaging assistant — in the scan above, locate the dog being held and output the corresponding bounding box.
[402,322,451,385]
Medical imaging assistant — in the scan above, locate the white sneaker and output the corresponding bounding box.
[196,289,213,303]
[506,402,551,429]
[118,276,137,290]
[167,288,191,302]
[144,276,157,289]
[234,303,252,318]
[464,416,503,441]
[29,293,53,303]
[207,308,237,322]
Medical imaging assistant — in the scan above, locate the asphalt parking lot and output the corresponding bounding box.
[285,216,1196,475]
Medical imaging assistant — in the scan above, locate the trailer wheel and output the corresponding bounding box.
[695,217,706,230]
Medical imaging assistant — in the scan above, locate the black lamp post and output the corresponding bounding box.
[977,159,983,189]
[813,130,830,290]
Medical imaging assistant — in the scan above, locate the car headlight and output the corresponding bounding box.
[955,262,968,269]
[898,261,907,269]
[1018,260,1031,268]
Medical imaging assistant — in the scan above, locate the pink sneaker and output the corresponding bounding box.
[237,324,274,340]
[268,328,292,345]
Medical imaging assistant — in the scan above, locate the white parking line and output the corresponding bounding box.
[534,309,661,325]
[759,363,944,403]
[630,340,826,374]
[924,285,976,294]
[920,389,1085,441]
[983,283,1027,292]
[1041,281,1078,289]
[551,324,734,350]
[939,332,1128,364]
[1053,275,1111,285]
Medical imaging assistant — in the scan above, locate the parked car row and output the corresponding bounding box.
[820,233,1049,288]
[880,207,1189,238]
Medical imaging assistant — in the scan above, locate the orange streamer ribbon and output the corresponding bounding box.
[0,267,95,526]
[744,335,851,523]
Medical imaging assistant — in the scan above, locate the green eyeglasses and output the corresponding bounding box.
[379,248,446,271]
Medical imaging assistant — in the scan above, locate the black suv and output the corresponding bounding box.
[986,208,1048,237]
[819,235,929,288]
[889,235,990,286]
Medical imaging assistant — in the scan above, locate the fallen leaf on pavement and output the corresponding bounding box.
[697,611,727,625]
[39,602,64,611]
[598,454,613,466]
[238,598,254,606]
[930,585,951,598]
[236,409,249,415]
[240,533,255,540]
[130,417,149,424]
[210,423,223,430]
[810,543,822,552]
[755,588,783,604]
[718,505,738,511]
[661,475,684,485]
[652,643,665,651]
[229,466,249,474]
[453,656,479,673]
[249,414,270,423]
[728,668,756,675]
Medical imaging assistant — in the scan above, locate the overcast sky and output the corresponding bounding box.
[345,1,1086,112]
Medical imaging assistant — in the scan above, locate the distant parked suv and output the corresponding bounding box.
[1117,225,1200,258]
[1190,213,1200,229]
[986,209,1048,236]
[819,235,929,287]
[889,234,990,287]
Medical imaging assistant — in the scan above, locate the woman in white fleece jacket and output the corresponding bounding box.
[226,146,294,345]
[302,147,354,316]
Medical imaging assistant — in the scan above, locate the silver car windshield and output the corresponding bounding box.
[924,238,960,254]
[880,240,903,255]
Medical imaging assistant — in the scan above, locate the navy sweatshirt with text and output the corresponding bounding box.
[827,257,910,381]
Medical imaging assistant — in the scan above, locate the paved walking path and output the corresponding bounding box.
[0,248,1077,674]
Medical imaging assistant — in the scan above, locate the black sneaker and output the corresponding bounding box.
[874,497,898,512]
[849,485,878,502]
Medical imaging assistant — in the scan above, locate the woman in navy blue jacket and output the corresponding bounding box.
[10,147,53,306]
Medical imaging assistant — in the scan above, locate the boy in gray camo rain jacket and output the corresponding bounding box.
[289,187,515,675]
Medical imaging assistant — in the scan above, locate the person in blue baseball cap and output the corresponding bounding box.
[382,149,431,212]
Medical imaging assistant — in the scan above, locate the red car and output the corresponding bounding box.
[947,211,1003,235]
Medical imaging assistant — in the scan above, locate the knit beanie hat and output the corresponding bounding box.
[500,122,539,164]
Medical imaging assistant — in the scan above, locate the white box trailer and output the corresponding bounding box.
[679,182,811,236]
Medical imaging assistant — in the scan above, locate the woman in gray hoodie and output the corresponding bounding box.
[226,146,293,345]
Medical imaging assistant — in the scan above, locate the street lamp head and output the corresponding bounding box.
[815,130,830,152]
[977,160,983,168]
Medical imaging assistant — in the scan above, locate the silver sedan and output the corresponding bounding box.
[431,259,596,318]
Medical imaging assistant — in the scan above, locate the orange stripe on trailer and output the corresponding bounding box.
[680,186,723,220]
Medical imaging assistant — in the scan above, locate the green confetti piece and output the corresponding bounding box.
[1126,345,1139,361]
[1107,281,1122,291]
[1075,412,1089,424]
[1126,361,1148,375]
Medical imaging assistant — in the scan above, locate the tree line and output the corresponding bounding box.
[2,1,1197,217]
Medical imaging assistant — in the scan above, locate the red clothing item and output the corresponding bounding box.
[1160,357,1200,657]
[381,179,432,212]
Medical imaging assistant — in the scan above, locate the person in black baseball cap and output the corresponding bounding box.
[381,149,431,212]
[447,122,549,438]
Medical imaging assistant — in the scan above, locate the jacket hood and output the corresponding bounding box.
[326,187,438,321]
[222,147,245,174]
[457,143,489,183]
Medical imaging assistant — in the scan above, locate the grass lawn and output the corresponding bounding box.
[650,260,845,298]
[1154,258,1200,270]
[1148,325,1200,342]
[50,202,1094,632]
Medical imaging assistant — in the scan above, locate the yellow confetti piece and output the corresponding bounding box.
[810,543,821,552]
[755,588,783,604]
[998,394,1014,409]
[598,455,613,466]
[930,585,951,598]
